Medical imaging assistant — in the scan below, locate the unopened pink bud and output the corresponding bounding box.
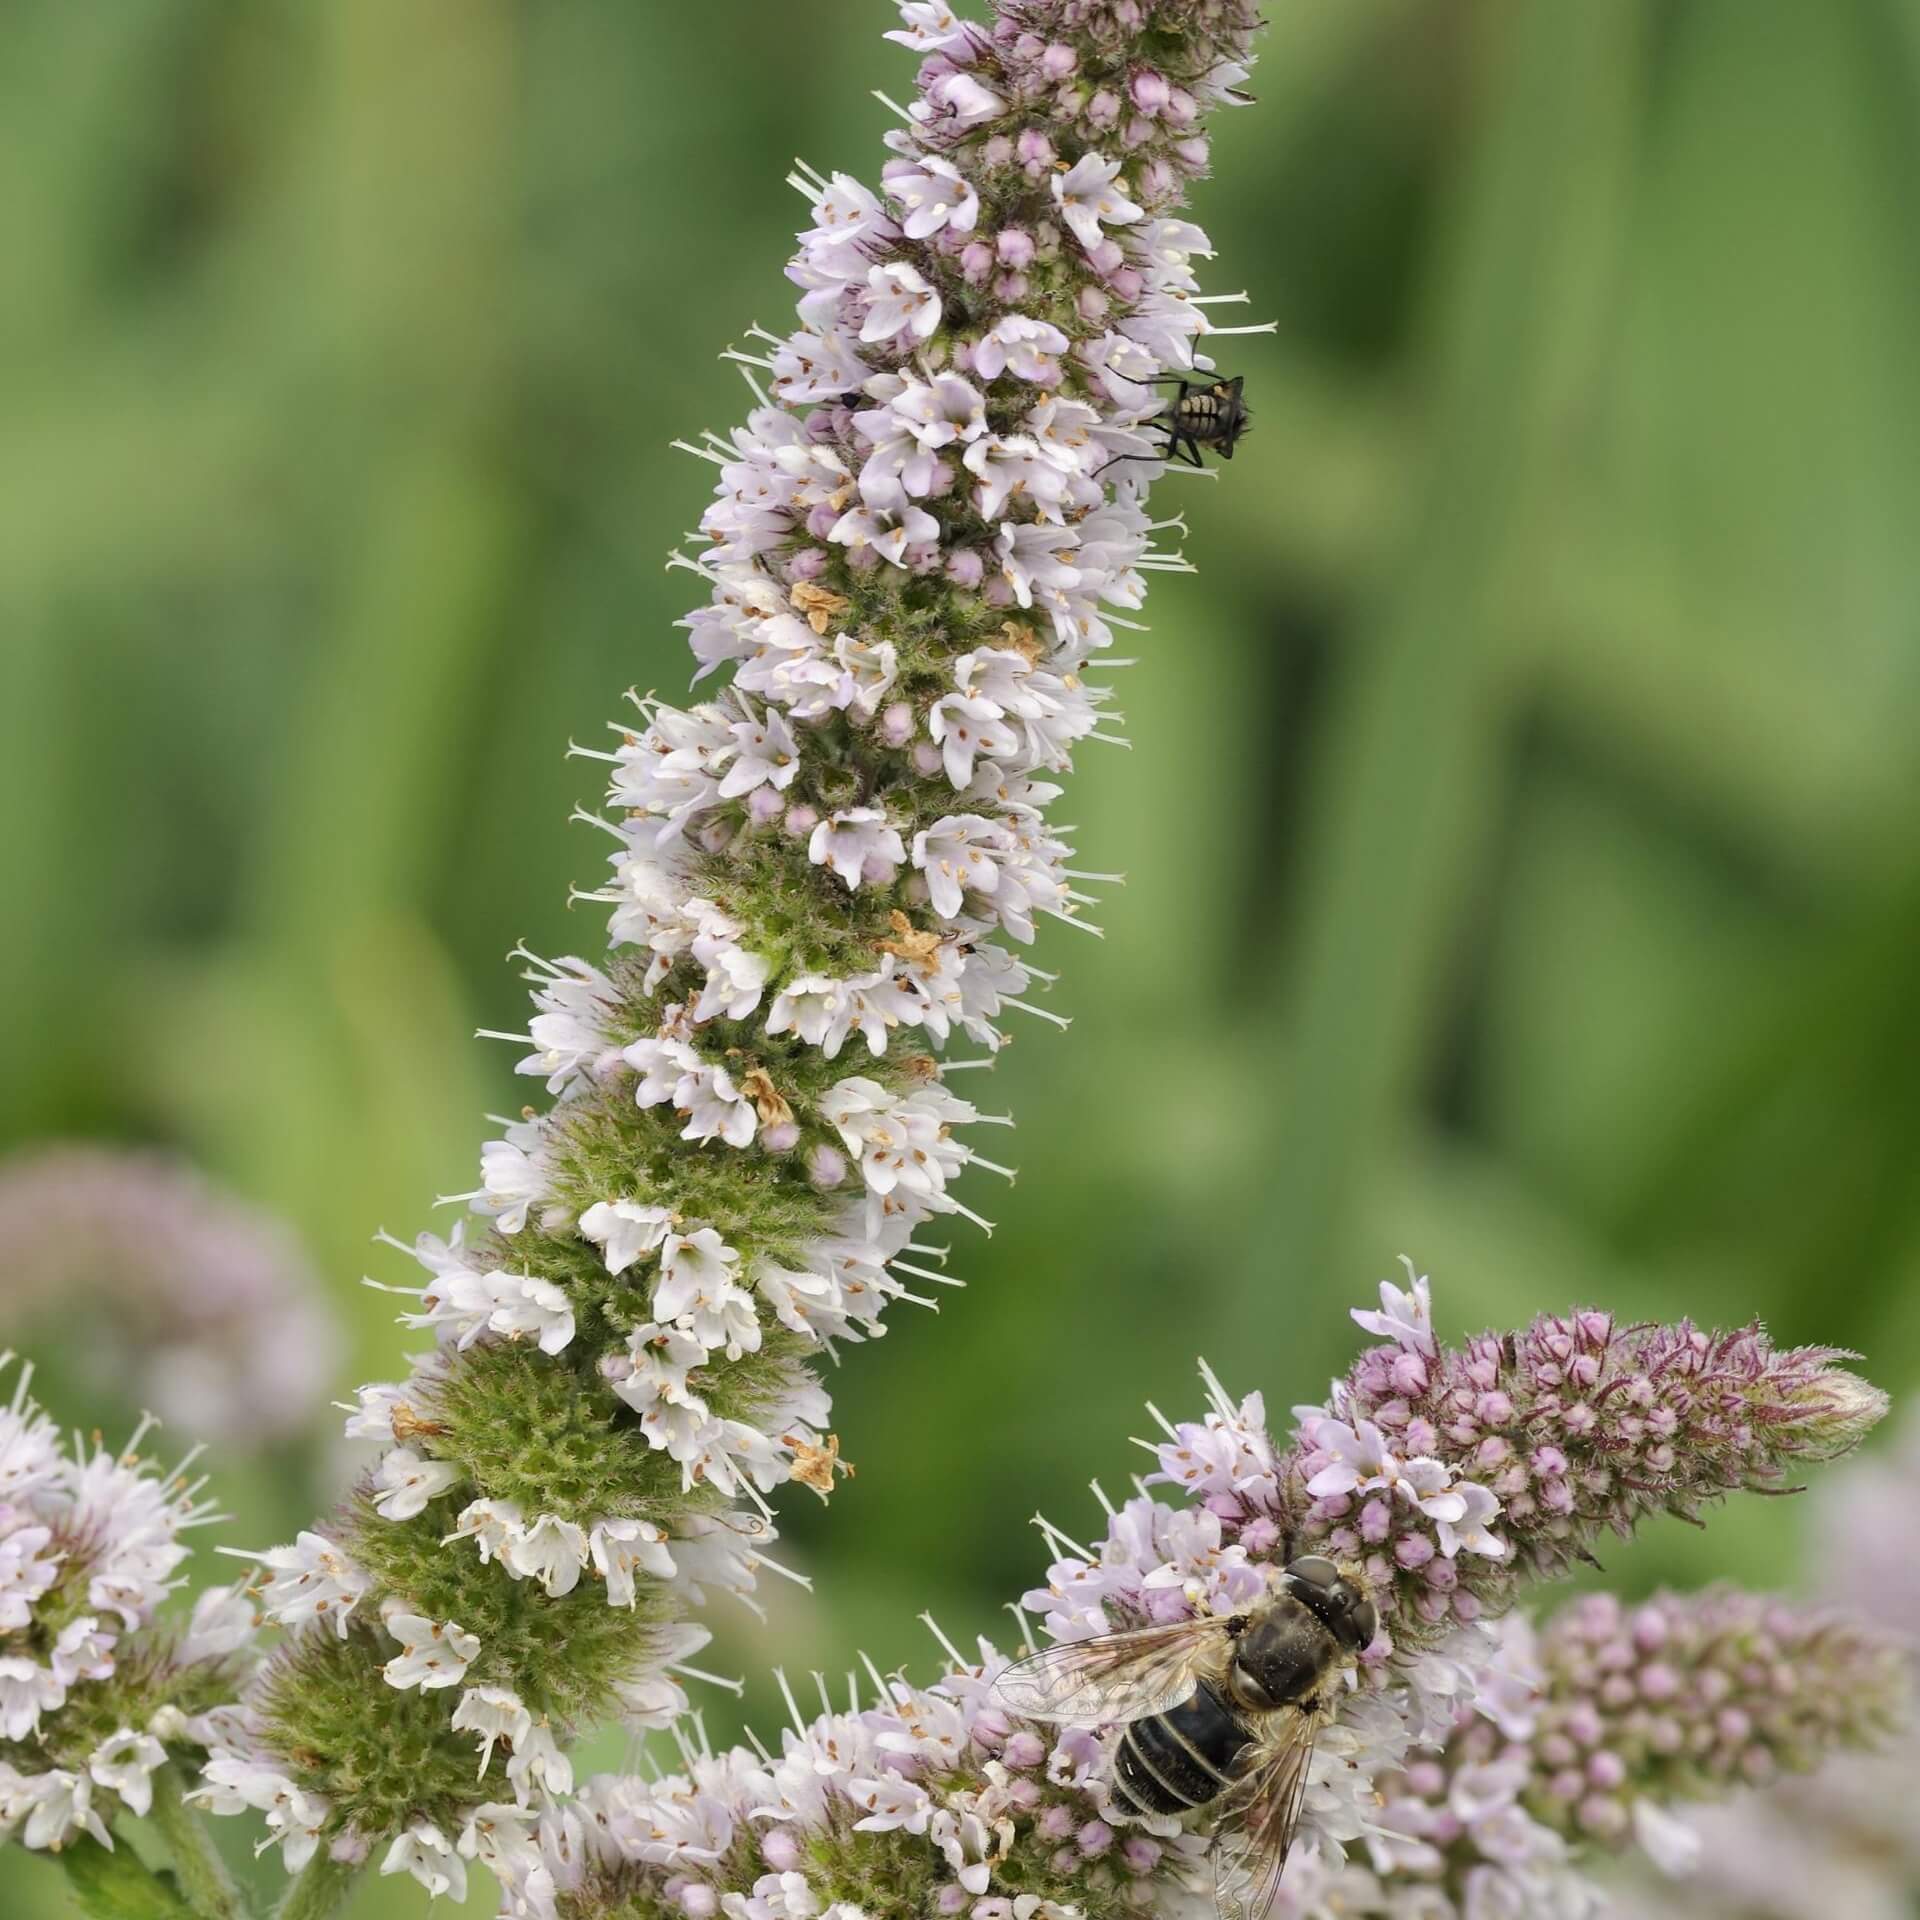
[783,803,819,837]
[806,1145,847,1190]
[1130,68,1171,114]
[762,1121,799,1154]
[1040,42,1077,80]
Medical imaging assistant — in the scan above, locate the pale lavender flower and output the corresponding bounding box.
[0,1144,340,1448]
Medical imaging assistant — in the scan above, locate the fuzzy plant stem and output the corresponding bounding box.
[148,1765,249,1920]
[57,1834,200,1920]
[271,1852,361,1920]
[199,0,1276,1891]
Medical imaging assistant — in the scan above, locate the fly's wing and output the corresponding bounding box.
[1208,1703,1326,1920]
[989,1616,1229,1725]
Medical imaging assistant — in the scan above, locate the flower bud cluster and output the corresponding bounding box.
[1610,1409,1920,1920]
[0,1358,257,1856]
[1349,1586,1909,1918]
[1192,1261,1890,1659]
[212,0,1272,1882]
[0,1145,339,1450]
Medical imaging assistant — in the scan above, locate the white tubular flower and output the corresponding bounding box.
[381,1612,481,1693]
[372,1446,463,1522]
[446,1497,527,1569]
[577,1197,673,1275]
[87,1729,166,1818]
[452,1686,533,1779]
[589,1519,676,1609]
[251,1530,370,1638]
[502,1516,590,1600]
[383,1818,468,1902]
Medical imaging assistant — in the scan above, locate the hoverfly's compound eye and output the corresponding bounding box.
[1285,1554,1341,1590]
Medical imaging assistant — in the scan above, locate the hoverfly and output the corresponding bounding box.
[991,1554,1377,1920]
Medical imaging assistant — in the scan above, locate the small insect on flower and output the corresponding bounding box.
[1157,373,1253,467]
[992,1553,1377,1920]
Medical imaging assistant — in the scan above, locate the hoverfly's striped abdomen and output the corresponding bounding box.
[1111,1679,1251,1817]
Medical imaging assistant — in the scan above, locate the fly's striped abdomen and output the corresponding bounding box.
[1110,1680,1250,1817]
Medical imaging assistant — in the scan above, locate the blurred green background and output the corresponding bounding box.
[6,0,1920,1912]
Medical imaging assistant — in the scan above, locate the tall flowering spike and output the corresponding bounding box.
[0,1357,260,1859]
[0,1145,340,1450]
[526,1342,1898,1920]
[212,0,1271,1882]
[1276,1265,1890,1659]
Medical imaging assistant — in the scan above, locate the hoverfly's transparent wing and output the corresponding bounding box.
[1208,1703,1326,1920]
[989,1616,1228,1725]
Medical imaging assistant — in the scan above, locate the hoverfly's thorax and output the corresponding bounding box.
[1229,1602,1338,1713]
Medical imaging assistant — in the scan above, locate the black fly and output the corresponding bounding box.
[1157,373,1252,467]
[1094,373,1253,478]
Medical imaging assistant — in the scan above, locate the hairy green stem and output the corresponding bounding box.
[147,1765,251,1920]
[270,1852,362,1920]
[56,1835,198,1920]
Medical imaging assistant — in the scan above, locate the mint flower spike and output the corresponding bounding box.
[0,1355,260,1861]
[1283,1261,1891,1659]
[1274,1587,1909,1920]
[514,1299,1896,1920]
[199,0,1272,1892]
[1607,1406,1920,1920]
